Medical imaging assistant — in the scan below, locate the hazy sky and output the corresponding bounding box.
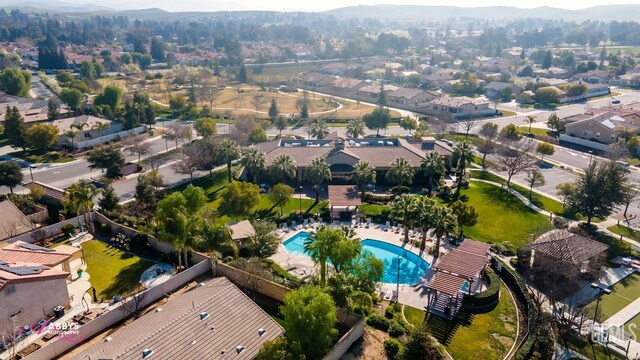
[85,0,640,12]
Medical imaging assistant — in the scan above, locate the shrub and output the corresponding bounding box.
[385,306,395,319]
[384,338,402,358]
[218,241,239,259]
[390,186,410,195]
[462,269,500,308]
[552,217,569,229]
[366,313,390,331]
[388,321,405,337]
[363,192,394,204]
[61,223,77,236]
[371,293,381,305]
[238,244,254,258]
[492,241,515,256]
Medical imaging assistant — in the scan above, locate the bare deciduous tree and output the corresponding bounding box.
[164,123,192,149]
[119,290,148,318]
[458,118,480,138]
[493,140,534,189]
[250,94,265,112]
[123,134,152,164]
[172,143,208,181]
[430,116,450,139]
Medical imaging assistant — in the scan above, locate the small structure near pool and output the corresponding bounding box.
[426,239,492,319]
[328,185,361,220]
[228,220,256,244]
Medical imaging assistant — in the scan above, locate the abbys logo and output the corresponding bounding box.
[591,323,638,344]
[37,322,84,345]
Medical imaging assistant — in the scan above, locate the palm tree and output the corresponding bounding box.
[71,121,89,134]
[386,157,415,187]
[524,115,536,134]
[420,152,445,196]
[218,138,240,183]
[351,162,376,199]
[92,122,110,137]
[431,206,457,259]
[241,146,266,184]
[64,130,80,151]
[65,180,99,232]
[346,118,365,138]
[305,157,331,202]
[304,226,340,285]
[310,120,330,139]
[390,194,416,243]
[453,141,473,194]
[270,154,297,183]
[414,196,436,249]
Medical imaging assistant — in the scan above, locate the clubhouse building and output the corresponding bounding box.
[255,132,453,182]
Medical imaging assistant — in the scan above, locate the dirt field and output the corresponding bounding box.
[341,328,389,360]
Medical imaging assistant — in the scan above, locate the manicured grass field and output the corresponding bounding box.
[516,126,551,137]
[210,195,328,224]
[360,203,388,216]
[470,171,565,215]
[10,149,75,164]
[403,305,426,328]
[422,282,518,360]
[607,224,640,243]
[82,240,153,300]
[457,182,553,247]
[625,313,640,337]
[587,274,640,322]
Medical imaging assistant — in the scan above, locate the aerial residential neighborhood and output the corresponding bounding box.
[1,1,640,360]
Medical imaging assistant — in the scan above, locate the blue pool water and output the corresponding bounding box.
[283,232,430,284]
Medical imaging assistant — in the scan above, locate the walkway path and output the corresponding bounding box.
[606,297,640,327]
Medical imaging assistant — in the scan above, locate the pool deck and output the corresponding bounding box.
[270,222,461,310]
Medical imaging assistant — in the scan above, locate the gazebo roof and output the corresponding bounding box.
[429,272,467,296]
[528,229,609,265]
[328,185,362,207]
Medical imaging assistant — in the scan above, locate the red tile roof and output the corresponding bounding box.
[0,241,71,267]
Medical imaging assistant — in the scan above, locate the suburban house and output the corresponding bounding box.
[0,201,35,241]
[69,277,284,360]
[255,133,453,182]
[428,96,495,119]
[356,83,398,99]
[563,112,638,144]
[0,241,83,276]
[472,57,513,73]
[611,72,640,87]
[0,92,69,124]
[534,66,572,79]
[421,70,456,88]
[575,70,611,84]
[387,87,439,106]
[0,242,74,336]
[299,73,337,87]
[331,77,368,91]
[320,62,349,76]
[528,229,608,288]
[483,82,524,99]
[51,115,121,148]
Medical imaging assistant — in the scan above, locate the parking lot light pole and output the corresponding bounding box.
[299,186,303,218]
[29,166,35,182]
[591,283,612,324]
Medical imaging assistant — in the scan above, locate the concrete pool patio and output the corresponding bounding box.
[269,222,477,310]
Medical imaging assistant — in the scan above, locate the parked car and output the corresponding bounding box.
[612,99,621,104]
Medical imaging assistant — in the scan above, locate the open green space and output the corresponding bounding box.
[10,148,75,164]
[499,109,517,117]
[624,313,640,337]
[456,182,553,247]
[403,305,426,328]
[587,274,640,322]
[607,224,640,243]
[562,333,626,360]
[423,282,517,360]
[82,240,153,300]
[470,170,565,215]
[210,194,328,224]
[516,126,552,138]
[360,203,388,217]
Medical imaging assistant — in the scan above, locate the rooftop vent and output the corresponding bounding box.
[198,282,206,287]
[221,349,226,355]
[199,312,209,320]
[104,336,112,343]
[210,325,215,330]
[236,346,245,354]
[258,328,266,336]
[155,308,162,313]
[190,339,197,345]
[142,349,153,358]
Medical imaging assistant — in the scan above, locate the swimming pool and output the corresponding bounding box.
[282,232,430,284]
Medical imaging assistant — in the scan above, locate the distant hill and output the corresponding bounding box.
[322,4,640,22]
[0,0,113,12]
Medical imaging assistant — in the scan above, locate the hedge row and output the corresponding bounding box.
[461,268,500,309]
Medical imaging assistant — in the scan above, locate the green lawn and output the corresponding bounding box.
[360,203,388,216]
[563,333,626,360]
[210,195,328,224]
[607,224,640,242]
[424,282,518,360]
[82,240,153,300]
[516,126,551,137]
[587,274,640,322]
[624,313,640,337]
[470,171,565,215]
[499,109,517,117]
[10,149,75,164]
[457,182,553,247]
[403,305,426,328]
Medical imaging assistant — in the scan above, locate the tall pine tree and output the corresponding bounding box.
[4,106,26,149]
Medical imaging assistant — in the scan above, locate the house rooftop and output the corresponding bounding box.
[0,201,35,240]
[0,240,71,267]
[228,220,255,241]
[528,229,609,265]
[70,277,284,360]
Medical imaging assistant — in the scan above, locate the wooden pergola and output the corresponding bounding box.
[327,185,361,220]
[426,239,491,319]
